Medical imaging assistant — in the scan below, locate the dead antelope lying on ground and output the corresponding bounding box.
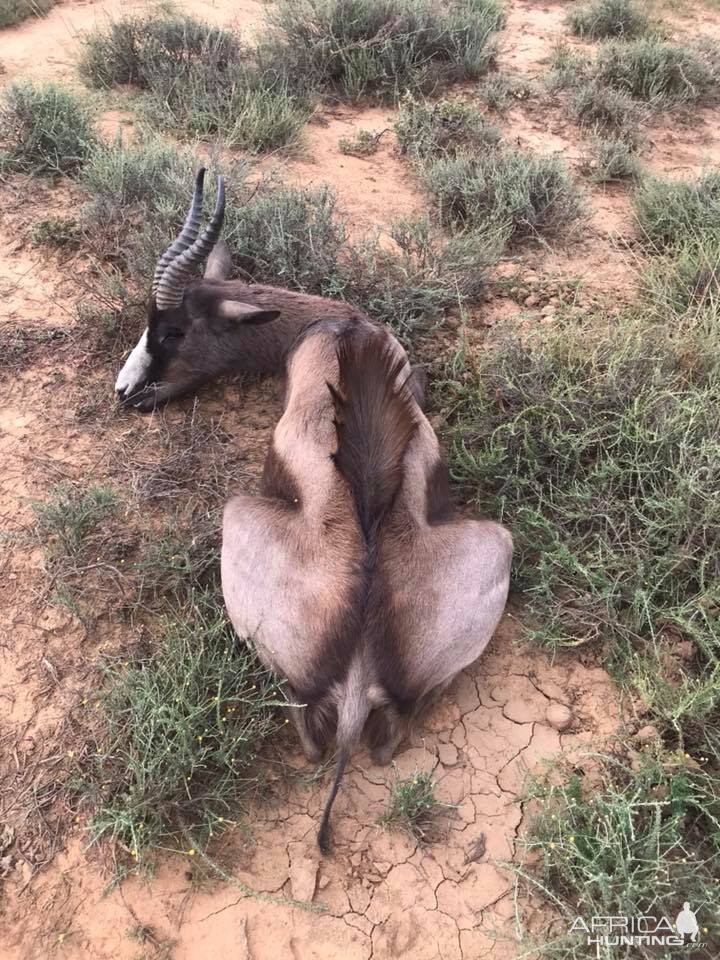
[115,168,403,411]
[221,318,513,852]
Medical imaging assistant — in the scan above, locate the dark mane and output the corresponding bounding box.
[329,330,418,544]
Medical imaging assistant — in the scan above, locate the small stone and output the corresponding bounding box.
[635,724,659,743]
[38,607,71,632]
[524,294,539,307]
[318,875,331,890]
[365,872,383,884]
[437,742,458,766]
[288,843,318,902]
[541,304,555,317]
[545,702,572,731]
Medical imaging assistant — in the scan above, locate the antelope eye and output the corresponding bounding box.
[160,328,184,344]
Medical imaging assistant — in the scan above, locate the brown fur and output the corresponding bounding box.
[221,317,513,853]
[117,242,377,411]
[330,331,418,541]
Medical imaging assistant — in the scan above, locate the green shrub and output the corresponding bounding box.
[545,43,592,93]
[478,72,523,112]
[225,179,346,292]
[379,766,444,839]
[338,128,383,156]
[32,484,119,557]
[0,81,96,174]
[79,13,310,151]
[442,315,720,744]
[0,0,55,28]
[138,60,311,153]
[395,95,501,159]
[594,38,716,104]
[339,216,502,339]
[226,182,499,338]
[79,136,202,274]
[30,216,80,246]
[517,757,720,958]
[84,591,286,858]
[569,82,641,139]
[79,14,241,89]
[585,137,640,181]
[422,149,584,243]
[633,170,720,249]
[643,233,720,320]
[567,0,650,40]
[260,0,504,102]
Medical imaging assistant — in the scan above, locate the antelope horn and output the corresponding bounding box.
[151,167,206,295]
[155,175,226,311]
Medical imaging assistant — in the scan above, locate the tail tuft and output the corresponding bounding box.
[316,752,348,854]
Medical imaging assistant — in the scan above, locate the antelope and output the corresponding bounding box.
[115,168,427,410]
[221,317,513,853]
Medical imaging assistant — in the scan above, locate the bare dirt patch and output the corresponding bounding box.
[2,614,622,960]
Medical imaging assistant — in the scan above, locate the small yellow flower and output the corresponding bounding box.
[67,751,75,758]
[548,842,556,850]
[569,835,575,842]
[187,848,195,856]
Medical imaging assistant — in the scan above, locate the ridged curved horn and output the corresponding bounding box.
[151,167,206,295]
[155,175,225,311]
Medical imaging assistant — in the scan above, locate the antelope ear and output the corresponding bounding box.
[216,301,281,325]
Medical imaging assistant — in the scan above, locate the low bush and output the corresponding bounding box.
[594,38,716,104]
[395,95,501,159]
[260,0,504,102]
[79,13,310,151]
[0,0,54,28]
[83,591,286,858]
[441,312,720,748]
[515,756,720,958]
[0,81,96,174]
[421,149,584,243]
[585,136,640,181]
[633,170,720,249]
[567,0,650,41]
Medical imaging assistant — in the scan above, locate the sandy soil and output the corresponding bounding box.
[1,0,719,957]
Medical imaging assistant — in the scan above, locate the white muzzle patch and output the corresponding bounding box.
[115,329,152,395]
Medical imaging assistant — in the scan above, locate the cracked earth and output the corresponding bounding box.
[2,593,621,959]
